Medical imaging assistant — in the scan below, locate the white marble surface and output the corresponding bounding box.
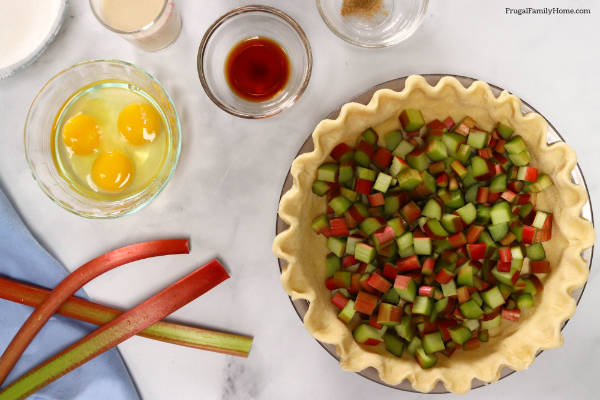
[0,0,599,399]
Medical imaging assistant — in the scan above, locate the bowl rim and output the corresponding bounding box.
[88,0,169,35]
[274,73,595,393]
[315,0,429,48]
[24,59,182,219]
[197,5,313,119]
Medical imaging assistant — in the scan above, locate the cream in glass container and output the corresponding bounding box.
[89,0,182,51]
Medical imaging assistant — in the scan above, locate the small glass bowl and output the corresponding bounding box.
[316,0,428,48]
[197,5,312,119]
[24,60,181,218]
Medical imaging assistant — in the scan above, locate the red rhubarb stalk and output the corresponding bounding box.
[0,277,252,358]
[0,259,229,400]
[0,239,190,386]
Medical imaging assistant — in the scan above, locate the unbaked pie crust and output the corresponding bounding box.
[273,75,594,394]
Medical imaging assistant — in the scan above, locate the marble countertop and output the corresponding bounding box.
[0,0,598,399]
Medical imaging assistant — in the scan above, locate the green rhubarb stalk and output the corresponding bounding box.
[0,277,252,357]
[0,239,190,386]
[0,260,230,400]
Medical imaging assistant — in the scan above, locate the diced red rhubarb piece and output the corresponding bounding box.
[517,166,538,182]
[331,292,349,310]
[0,239,190,386]
[328,218,349,237]
[530,275,544,292]
[421,257,435,276]
[368,192,385,207]
[542,214,553,230]
[348,205,367,223]
[331,143,352,161]
[511,270,521,285]
[369,314,383,329]
[498,247,512,263]
[448,232,467,248]
[463,337,481,351]
[418,285,435,298]
[367,272,392,293]
[394,275,412,290]
[530,260,551,273]
[373,148,392,169]
[497,260,511,272]
[487,192,500,203]
[0,277,252,358]
[396,255,421,272]
[350,273,361,294]
[443,116,455,129]
[465,225,484,243]
[401,201,421,224]
[533,229,551,243]
[356,140,376,158]
[342,255,358,268]
[0,259,229,399]
[476,187,489,203]
[436,268,455,284]
[522,225,536,245]
[436,173,449,187]
[478,148,493,159]
[325,278,337,290]
[516,193,531,205]
[373,226,395,247]
[467,243,486,260]
[438,319,457,342]
[354,291,379,315]
[501,190,517,203]
[501,308,521,322]
[383,263,399,281]
[355,178,373,195]
[456,286,470,304]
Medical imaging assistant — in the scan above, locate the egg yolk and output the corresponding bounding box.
[91,152,133,192]
[118,103,161,145]
[62,114,101,155]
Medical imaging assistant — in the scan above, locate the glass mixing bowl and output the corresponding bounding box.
[24,59,181,218]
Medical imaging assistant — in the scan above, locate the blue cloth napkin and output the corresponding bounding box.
[0,188,140,399]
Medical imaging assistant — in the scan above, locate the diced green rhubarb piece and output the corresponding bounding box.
[456,143,472,164]
[426,139,448,161]
[393,140,416,158]
[489,174,507,193]
[311,215,329,233]
[511,246,524,260]
[338,164,354,184]
[415,347,437,369]
[422,199,443,221]
[397,169,423,190]
[481,314,501,330]
[406,150,430,171]
[491,267,514,286]
[441,279,457,297]
[456,203,477,225]
[340,187,358,202]
[440,214,461,233]
[338,299,356,323]
[459,299,483,319]
[481,286,505,308]
[526,243,546,261]
[505,136,527,154]
[412,296,433,316]
[526,173,553,193]
[414,237,432,255]
[449,326,472,345]
[457,262,475,287]
[488,222,508,242]
[327,237,346,257]
[384,196,400,216]
[462,166,477,187]
[382,288,400,305]
[396,231,413,250]
[360,128,378,145]
[508,150,531,166]
[407,336,422,356]
[442,132,466,155]
[373,172,393,192]
[471,291,483,307]
[464,185,478,204]
[325,254,341,277]
[476,205,491,224]
[312,180,331,196]
[353,324,383,345]
[394,276,417,303]
[522,279,538,295]
[385,130,404,151]
[426,220,449,237]
[463,318,480,332]
[422,171,437,193]
[395,315,415,342]
[445,190,465,209]
[398,245,415,258]
[354,150,370,167]
[517,293,534,309]
[356,166,377,181]
[450,160,468,178]
[467,130,489,149]
[317,163,338,182]
[360,217,383,235]
[389,156,409,176]
[355,243,376,263]
[532,211,548,229]
[329,196,352,215]
[384,332,405,357]
[496,122,514,139]
[490,201,511,225]
[471,156,490,179]
[423,331,445,354]
[400,109,425,132]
